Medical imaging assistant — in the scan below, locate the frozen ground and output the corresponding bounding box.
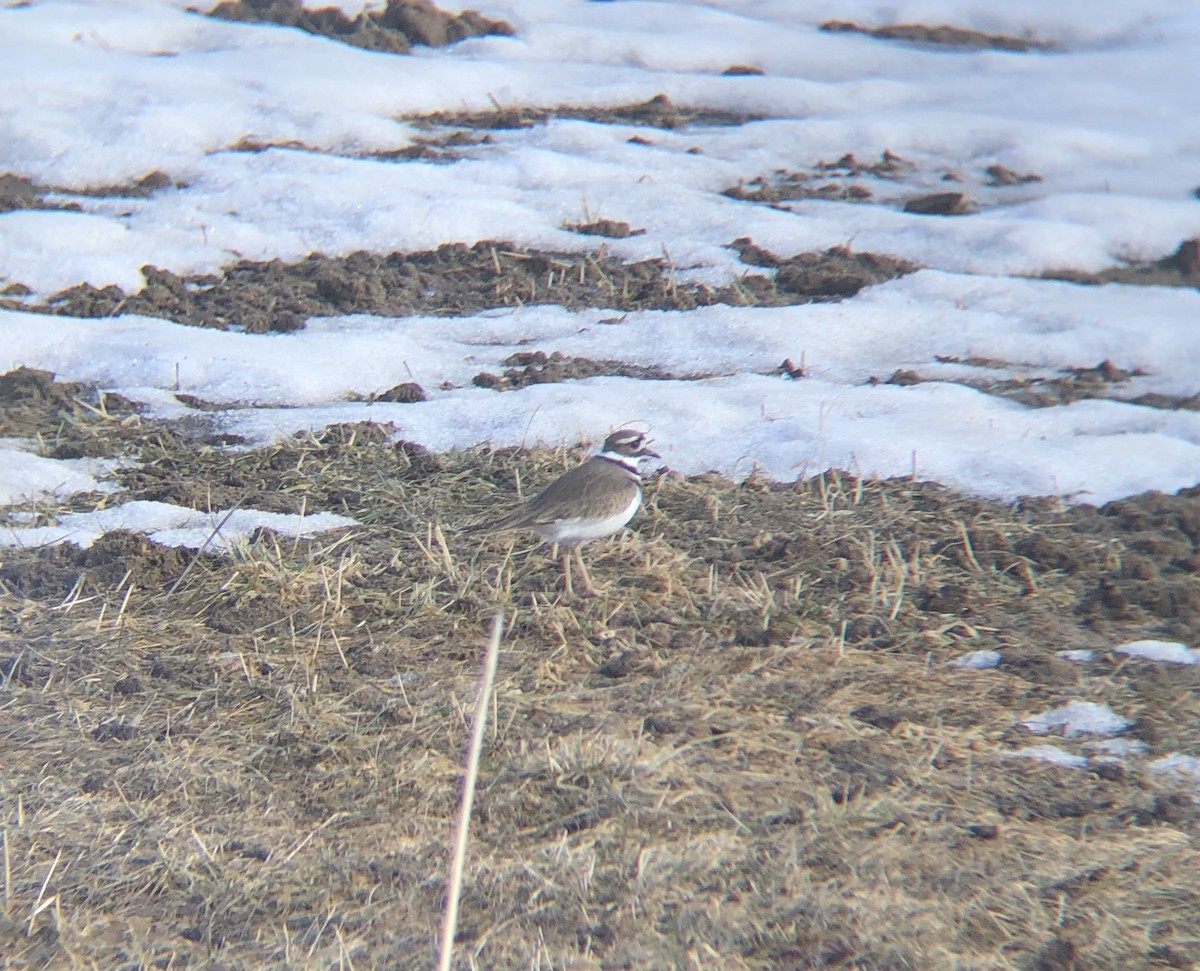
[4,6,1200,967]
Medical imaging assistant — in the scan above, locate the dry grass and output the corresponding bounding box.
[1,421,1199,970]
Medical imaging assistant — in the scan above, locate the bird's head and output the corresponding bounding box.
[601,428,660,460]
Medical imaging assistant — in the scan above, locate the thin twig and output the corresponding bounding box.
[167,503,244,596]
[436,613,504,971]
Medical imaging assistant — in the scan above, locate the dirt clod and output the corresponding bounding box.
[565,218,645,239]
[903,190,973,215]
[985,163,1043,186]
[373,382,427,403]
[206,0,513,54]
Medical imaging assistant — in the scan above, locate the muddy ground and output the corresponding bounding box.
[3,8,1200,969]
[2,361,1200,971]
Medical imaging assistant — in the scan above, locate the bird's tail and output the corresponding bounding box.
[455,521,490,536]
[455,510,526,537]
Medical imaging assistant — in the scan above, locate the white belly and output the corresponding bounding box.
[533,489,642,544]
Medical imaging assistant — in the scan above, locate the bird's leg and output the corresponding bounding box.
[572,545,601,598]
[560,546,575,597]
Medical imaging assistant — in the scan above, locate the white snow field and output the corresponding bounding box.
[1,0,1198,512]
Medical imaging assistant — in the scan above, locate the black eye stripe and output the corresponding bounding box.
[609,431,646,450]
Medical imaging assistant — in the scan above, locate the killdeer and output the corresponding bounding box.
[466,429,660,597]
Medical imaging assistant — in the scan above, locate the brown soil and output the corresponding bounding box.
[3,389,1200,968]
[902,190,974,215]
[367,381,428,404]
[882,358,1160,410]
[883,357,1200,413]
[409,93,763,131]
[375,94,762,163]
[0,174,80,214]
[371,128,495,163]
[206,0,513,55]
[820,20,1056,53]
[725,151,916,206]
[725,152,1043,213]
[1045,237,1200,289]
[1,241,917,333]
[564,218,646,239]
[722,64,765,77]
[985,163,1044,186]
[471,350,687,391]
[0,366,140,442]
[730,240,917,298]
[0,170,173,214]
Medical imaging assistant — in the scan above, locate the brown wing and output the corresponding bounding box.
[522,461,640,525]
[470,460,638,533]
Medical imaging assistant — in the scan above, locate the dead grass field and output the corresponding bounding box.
[2,388,1200,971]
[3,2,1200,967]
